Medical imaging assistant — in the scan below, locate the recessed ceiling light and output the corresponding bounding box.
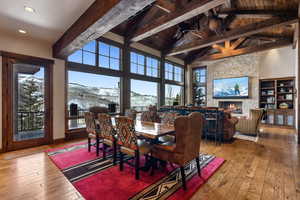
[18,29,27,34]
[24,6,35,13]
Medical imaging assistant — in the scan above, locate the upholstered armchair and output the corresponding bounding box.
[84,112,101,156]
[115,116,151,180]
[97,113,117,165]
[151,112,204,190]
[236,109,263,136]
[223,112,239,141]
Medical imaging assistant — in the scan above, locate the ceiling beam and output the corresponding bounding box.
[192,40,292,63]
[167,17,298,56]
[53,0,155,59]
[130,0,226,42]
[155,0,176,13]
[185,47,212,64]
[230,37,246,49]
[219,9,298,19]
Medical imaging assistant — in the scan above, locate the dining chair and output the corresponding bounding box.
[97,113,117,165]
[84,112,101,156]
[89,106,109,118]
[125,109,137,120]
[151,112,204,190]
[141,105,160,123]
[158,112,179,144]
[115,116,151,180]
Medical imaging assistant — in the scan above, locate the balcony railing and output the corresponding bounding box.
[17,111,44,132]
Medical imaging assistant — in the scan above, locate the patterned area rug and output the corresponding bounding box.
[46,143,225,200]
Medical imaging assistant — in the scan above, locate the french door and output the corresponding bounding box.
[2,55,53,151]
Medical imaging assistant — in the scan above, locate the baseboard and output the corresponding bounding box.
[53,138,66,144]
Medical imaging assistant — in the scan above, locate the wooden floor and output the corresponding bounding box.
[0,128,299,200]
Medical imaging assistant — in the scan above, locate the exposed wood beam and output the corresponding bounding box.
[53,0,155,59]
[168,17,298,56]
[230,37,246,49]
[212,44,225,52]
[249,34,287,42]
[219,9,298,19]
[193,40,292,63]
[155,0,176,13]
[130,0,226,42]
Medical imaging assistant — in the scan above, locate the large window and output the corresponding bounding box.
[67,71,120,129]
[192,67,207,106]
[68,40,121,70]
[130,52,159,77]
[165,84,184,106]
[130,79,158,111]
[165,62,184,82]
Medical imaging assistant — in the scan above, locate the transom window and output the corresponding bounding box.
[165,62,184,82]
[99,42,121,70]
[68,40,121,70]
[68,40,96,66]
[130,52,159,77]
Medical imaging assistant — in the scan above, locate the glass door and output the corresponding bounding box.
[3,57,52,151]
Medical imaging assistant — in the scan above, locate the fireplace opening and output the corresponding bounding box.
[219,101,243,114]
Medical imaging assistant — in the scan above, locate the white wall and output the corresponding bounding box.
[259,46,295,79]
[0,32,66,148]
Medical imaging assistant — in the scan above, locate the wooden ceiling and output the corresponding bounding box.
[53,0,299,64]
[110,0,299,64]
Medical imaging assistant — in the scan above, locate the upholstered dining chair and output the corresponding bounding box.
[141,105,160,123]
[115,116,151,180]
[89,106,109,118]
[84,112,101,156]
[151,112,204,190]
[158,112,179,144]
[125,109,137,120]
[97,113,117,165]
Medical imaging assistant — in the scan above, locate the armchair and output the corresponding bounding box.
[151,112,204,190]
[236,109,263,136]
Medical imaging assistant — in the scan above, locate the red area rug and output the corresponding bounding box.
[47,143,224,200]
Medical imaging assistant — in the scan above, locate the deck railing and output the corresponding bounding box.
[17,111,44,132]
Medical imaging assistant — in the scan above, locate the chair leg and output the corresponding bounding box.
[135,150,140,180]
[96,137,100,156]
[103,143,107,159]
[196,157,201,177]
[112,141,117,165]
[180,166,187,190]
[88,138,91,152]
[119,151,124,171]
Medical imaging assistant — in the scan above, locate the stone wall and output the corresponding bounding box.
[205,53,261,117]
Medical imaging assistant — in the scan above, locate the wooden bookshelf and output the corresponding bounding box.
[259,77,295,128]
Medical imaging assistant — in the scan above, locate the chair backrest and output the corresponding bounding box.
[84,112,97,134]
[250,109,264,129]
[89,106,109,118]
[141,111,160,123]
[97,113,115,140]
[159,112,179,125]
[125,109,137,120]
[115,116,138,150]
[174,112,203,164]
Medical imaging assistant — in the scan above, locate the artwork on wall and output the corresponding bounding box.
[213,76,249,99]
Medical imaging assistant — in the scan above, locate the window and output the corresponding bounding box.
[164,62,184,82]
[68,40,121,70]
[192,67,207,106]
[165,84,184,106]
[99,42,121,70]
[130,52,159,77]
[68,40,96,66]
[130,79,158,111]
[67,71,120,129]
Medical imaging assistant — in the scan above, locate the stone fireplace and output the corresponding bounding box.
[219,101,243,114]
